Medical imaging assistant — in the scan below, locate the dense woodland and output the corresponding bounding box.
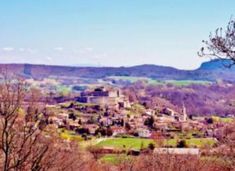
[123,82,235,116]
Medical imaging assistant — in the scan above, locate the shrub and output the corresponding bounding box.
[148,143,155,150]
[176,140,187,148]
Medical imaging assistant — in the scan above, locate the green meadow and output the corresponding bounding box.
[100,154,132,165]
[96,138,154,150]
[108,76,211,86]
[95,137,216,149]
[164,138,217,148]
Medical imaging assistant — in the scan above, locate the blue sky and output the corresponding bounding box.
[0,0,234,69]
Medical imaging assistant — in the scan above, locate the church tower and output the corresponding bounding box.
[182,103,187,122]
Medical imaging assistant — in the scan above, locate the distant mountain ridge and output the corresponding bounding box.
[1,59,235,82]
[198,59,235,71]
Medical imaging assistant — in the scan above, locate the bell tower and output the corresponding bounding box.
[182,103,187,122]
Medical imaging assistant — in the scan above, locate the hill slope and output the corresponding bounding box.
[0,59,235,82]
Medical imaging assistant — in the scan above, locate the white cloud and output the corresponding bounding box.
[26,48,38,54]
[2,47,38,54]
[19,48,25,52]
[2,47,14,51]
[92,53,107,60]
[46,56,53,62]
[54,47,64,51]
[77,47,94,54]
[84,47,93,52]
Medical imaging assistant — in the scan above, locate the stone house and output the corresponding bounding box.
[77,86,130,109]
[154,148,200,156]
[137,128,151,138]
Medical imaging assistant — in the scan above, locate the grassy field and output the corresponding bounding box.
[100,154,132,165]
[59,129,83,142]
[60,101,97,108]
[95,137,216,150]
[56,85,72,96]
[126,103,146,115]
[164,138,217,148]
[164,80,211,86]
[108,76,211,86]
[211,116,234,123]
[58,128,217,149]
[108,76,159,84]
[96,138,154,150]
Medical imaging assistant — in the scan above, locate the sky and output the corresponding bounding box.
[0,0,234,69]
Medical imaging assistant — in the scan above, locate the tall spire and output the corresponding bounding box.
[182,102,187,121]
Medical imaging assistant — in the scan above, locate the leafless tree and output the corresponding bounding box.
[199,18,235,67]
[215,121,235,168]
[109,153,230,171]
[0,72,50,171]
[0,73,90,171]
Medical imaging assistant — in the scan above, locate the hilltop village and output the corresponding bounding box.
[46,86,229,148]
[1,72,235,170]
